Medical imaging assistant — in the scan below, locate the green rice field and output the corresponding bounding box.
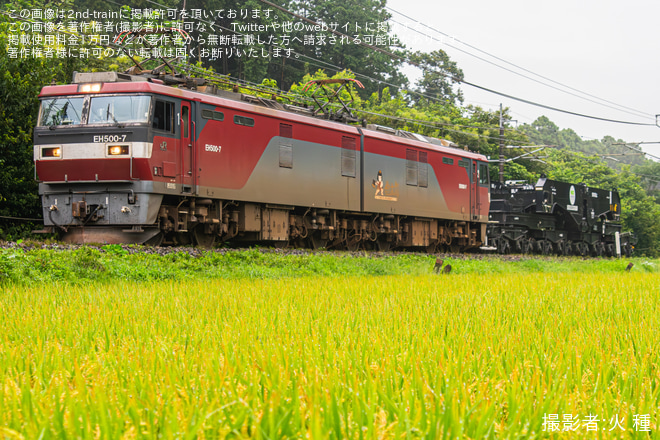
[1,247,659,438]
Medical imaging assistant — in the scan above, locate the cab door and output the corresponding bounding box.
[180,102,194,193]
[471,161,478,220]
[476,162,489,220]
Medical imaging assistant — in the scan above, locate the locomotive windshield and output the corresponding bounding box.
[39,97,85,126]
[88,95,151,124]
[38,94,151,127]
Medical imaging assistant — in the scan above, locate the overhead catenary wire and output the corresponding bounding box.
[388,16,654,121]
[93,0,655,133]
[5,2,656,129]
[254,0,657,128]
[176,62,520,143]
[386,7,655,121]
[96,1,521,135]
[103,0,514,133]
[51,0,657,132]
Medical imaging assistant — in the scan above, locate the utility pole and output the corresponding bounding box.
[499,103,504,183]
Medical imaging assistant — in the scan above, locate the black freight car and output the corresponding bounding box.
[487,176,634,256]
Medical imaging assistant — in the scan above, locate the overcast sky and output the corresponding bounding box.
[385,0,660,159]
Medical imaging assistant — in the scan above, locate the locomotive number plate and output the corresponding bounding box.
[93,134,127,143]
[205,144,222,153]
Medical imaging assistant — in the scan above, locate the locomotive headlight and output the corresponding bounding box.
[108,145,129,156]
[42,147,61,158]
[78,83,102,93]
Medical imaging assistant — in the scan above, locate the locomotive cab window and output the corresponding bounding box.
[89,95,151,125]
[182,106,189,138]
[478,163,489,186]
[38,97,85,126]
[152,100,175,133]
[39,95,151,127]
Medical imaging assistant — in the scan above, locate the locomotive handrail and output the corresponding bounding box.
[130,155,139,181]
[40,181,135,187]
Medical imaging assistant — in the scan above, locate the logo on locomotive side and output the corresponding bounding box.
[569,185,576,205]
[566,185,579,211]
[372,170,399,202]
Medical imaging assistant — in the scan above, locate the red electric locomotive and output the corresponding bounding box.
[34,71,490,250]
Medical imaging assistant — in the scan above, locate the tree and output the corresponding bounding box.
[408,49,464,106]
[520,117,644,169]
[633,160,660,202]
[285,0,407,97]
[0,22,49,236]
[0,0,109,238]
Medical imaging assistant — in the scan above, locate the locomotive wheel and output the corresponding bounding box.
[519,239,529,254]
[575,242,583,256]
[193,225,216,249]
[556,240,570,256]
[541,240,553,255]
[591,242,602,257]
[546,241,554,255]
[442,228,452,246]
[497,238,510,254]
[308,234,328,250]
[513,239,523,254]
[144,232,164,247]
[345,237,361,251]
[606,243,615,257]
[526,238,536,255]
[174,231,192,246]
[377,237,393,252]
[535,240,544,254]
[269,241,288,249]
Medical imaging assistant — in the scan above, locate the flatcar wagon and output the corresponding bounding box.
[34,71,490,251]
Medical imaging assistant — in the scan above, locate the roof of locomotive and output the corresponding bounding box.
[38,76,488,162]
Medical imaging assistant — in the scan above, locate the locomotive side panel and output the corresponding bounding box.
[194,105,361,211]
[361,133,474,221]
